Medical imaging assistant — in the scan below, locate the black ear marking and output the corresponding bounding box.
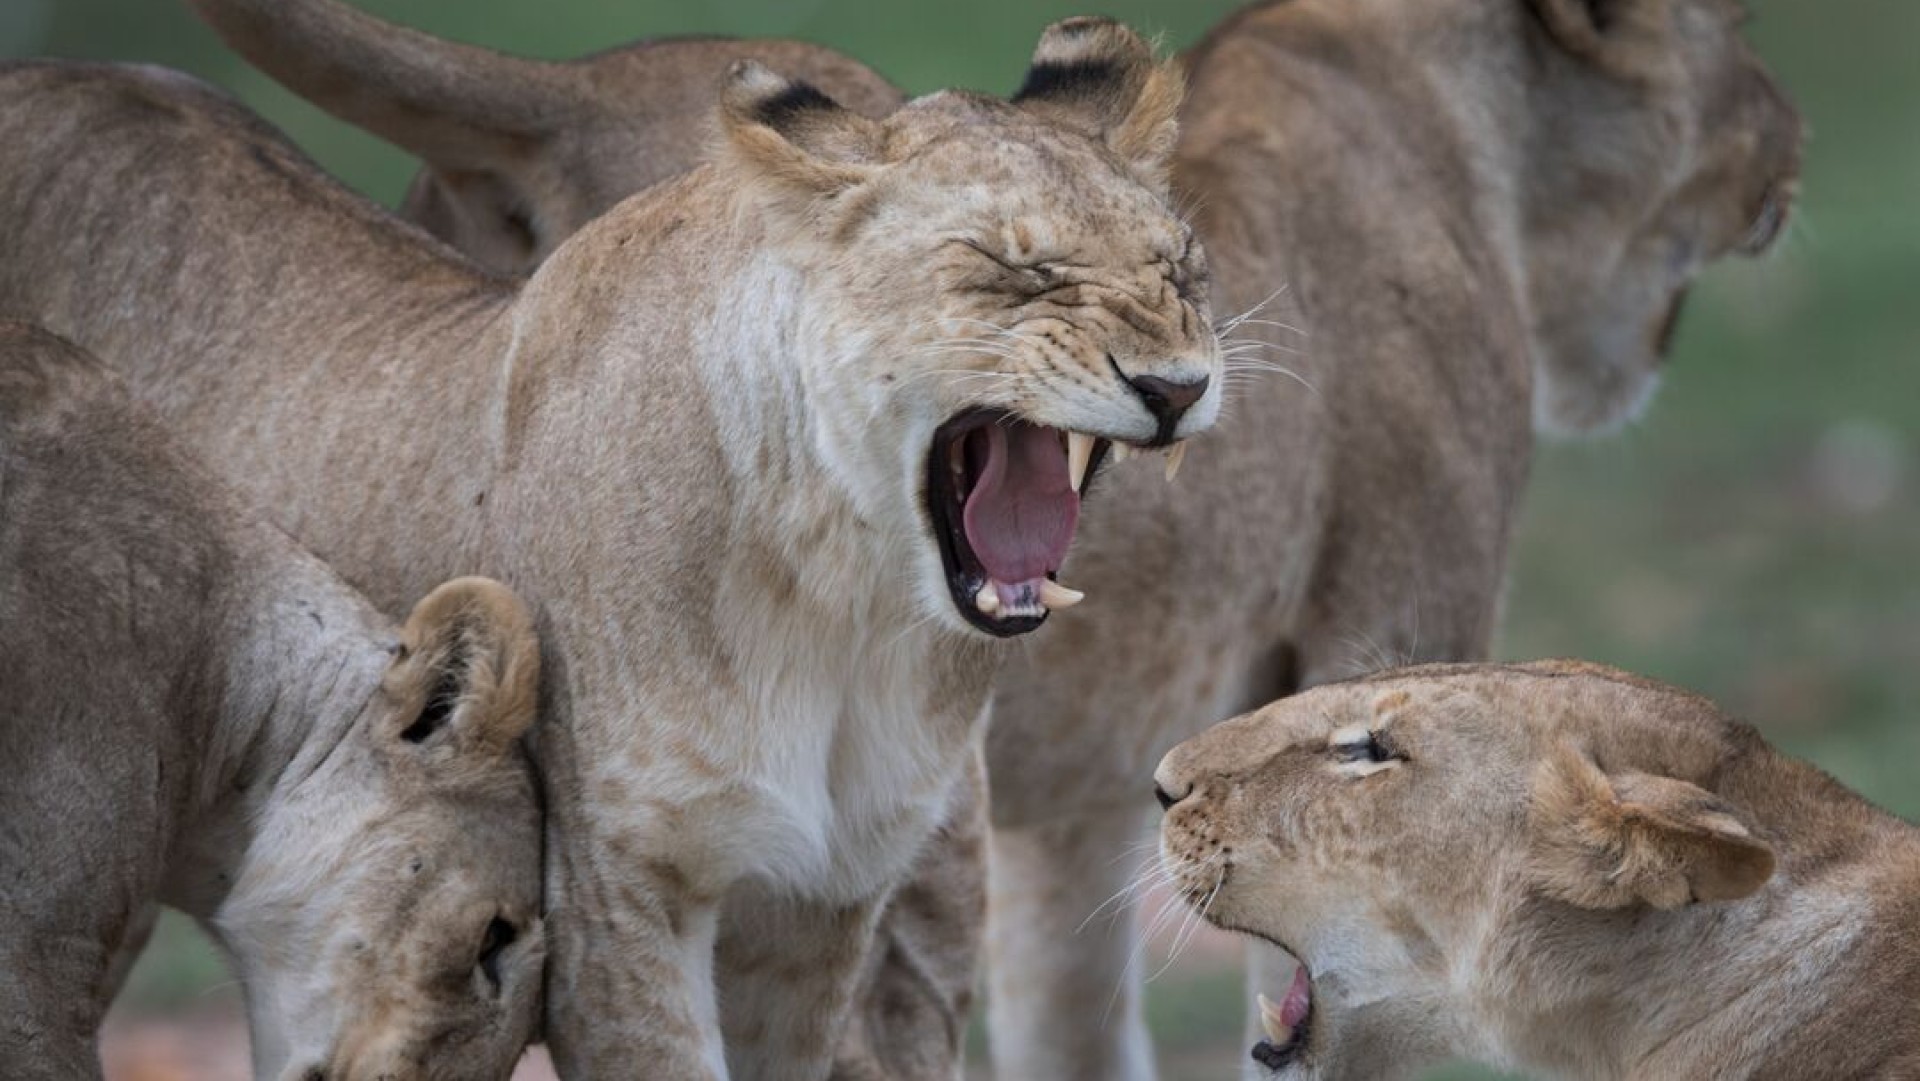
[1014,60,1121,104]
[1586,0,1628,32]
[753,81,838,130]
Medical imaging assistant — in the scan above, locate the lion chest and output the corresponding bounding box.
[735,659,984,902]
[611,633,990,905]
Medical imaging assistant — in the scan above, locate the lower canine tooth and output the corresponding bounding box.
[1163,441,1188,483]
[1038,580,1085,609]
[1256,993,1292,1045]
[975,583,1001,616]
[1067,432,1095,493]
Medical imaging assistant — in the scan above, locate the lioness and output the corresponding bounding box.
[1155,660,1920,1080]
[186,0,905,273]
[180,1,1802,1075]
[0,19,1220,1079]
[0,322,544,1081]
[983,2,1801,1073]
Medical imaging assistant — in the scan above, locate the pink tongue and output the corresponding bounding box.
[961,424,1079,584]
[1281,966,1311,1028]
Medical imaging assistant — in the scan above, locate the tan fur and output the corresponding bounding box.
[982,3,1800,1074]
[176,2,1799,1075]
[1155,661,1920,1079]
[185,0,906,273]
[0,22,1218,1079]
[0,323,544,1081]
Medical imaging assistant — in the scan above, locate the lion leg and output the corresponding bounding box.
[98,901,158,1005]
[541,828,727,1081]
[833,752,987,1081]
[717,887,882,1081]
[986,804,1158,1081]
[0,931,108,1081]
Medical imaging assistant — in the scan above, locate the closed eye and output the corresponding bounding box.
[1329,727,1405,767]
[476,916,517,991]
[948,238,1057,290]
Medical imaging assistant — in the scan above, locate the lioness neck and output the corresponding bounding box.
[1184,0,1539,293]
[160,549,392,918]
[1485,751,1920,1079]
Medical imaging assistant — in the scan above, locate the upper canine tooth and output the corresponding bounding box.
[975,582,1001,616]
[1067,432,1095,493]
[1164,441,1188,483]
[1257,993,1292,1045]
[1038,579,1085,610]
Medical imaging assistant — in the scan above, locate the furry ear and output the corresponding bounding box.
[1526,0,1677,78]
[719,60,884,198]
[1012,17,1185,188]
[1530,746,1774,910]
[384,577,540,756]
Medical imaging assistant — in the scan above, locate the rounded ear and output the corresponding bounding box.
[1526,0,1677,79]
[1530,746,1775,910]
[718,60,884,200]
[1012,17,1185,189]
[384,577,540,756]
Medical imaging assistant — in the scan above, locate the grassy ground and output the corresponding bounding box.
[10,0,1915,1078]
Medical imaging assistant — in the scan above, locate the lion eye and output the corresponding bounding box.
[1331,729,1401,765]
[477,916,517,990]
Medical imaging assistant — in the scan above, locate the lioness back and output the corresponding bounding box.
[0,322,546,1081]
[186,0,907,272]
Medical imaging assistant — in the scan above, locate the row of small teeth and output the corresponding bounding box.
[975,579,1084,617]
[1065,431,1189,491]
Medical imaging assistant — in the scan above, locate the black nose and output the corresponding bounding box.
[1127,373,1210,444]
[1154,783,1179,811]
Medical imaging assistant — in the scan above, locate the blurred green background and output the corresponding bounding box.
[6,1,1914,1078]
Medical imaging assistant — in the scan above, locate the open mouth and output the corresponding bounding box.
[1252,962,1313,1072]
[926,409,1111,636]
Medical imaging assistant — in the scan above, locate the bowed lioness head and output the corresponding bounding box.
[1155,660,1785,1078]
[1520,0,1802,433]
[221,578,545,1080]
[713,17,1220,637]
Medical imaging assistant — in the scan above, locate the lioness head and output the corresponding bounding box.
[1520,0,1802,433]
[716,17,1220,637]
[218,578,544,1081]
[1155,660,1780,1079]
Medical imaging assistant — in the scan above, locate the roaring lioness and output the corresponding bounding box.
[0,19,1220,1079]
[1155,660,1920,1080]
[0,322,544,1081]
[186,0,905,273]
[181,1,1802,1074]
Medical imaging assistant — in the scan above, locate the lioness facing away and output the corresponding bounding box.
[0,20,1220,1079]
[0,323,545,1081]
[1156,660,1920,1080]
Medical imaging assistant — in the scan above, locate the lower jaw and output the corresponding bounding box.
[950,577,1050,636]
